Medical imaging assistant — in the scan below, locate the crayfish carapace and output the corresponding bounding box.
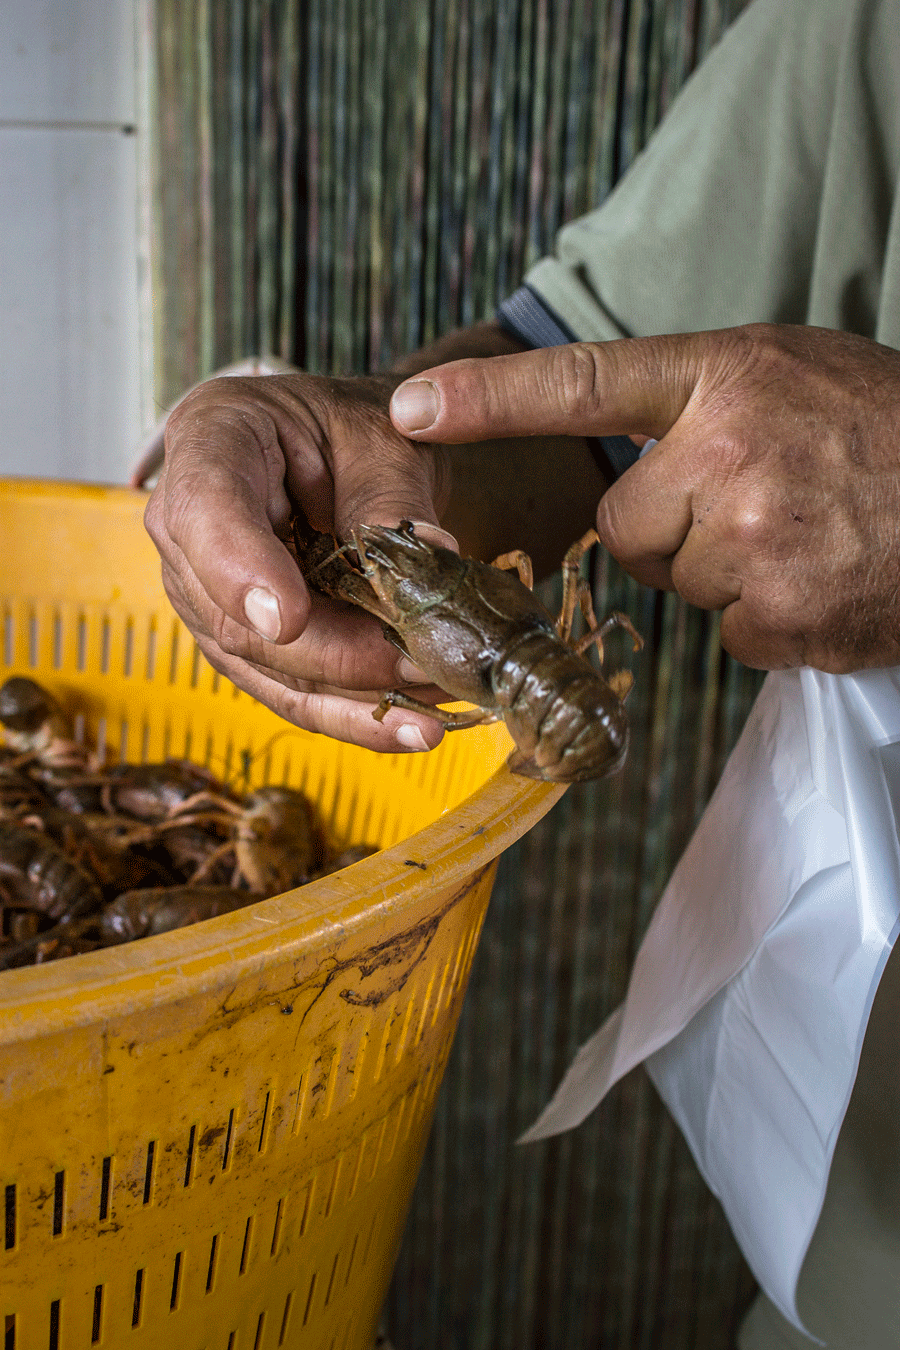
[293,518,642,784]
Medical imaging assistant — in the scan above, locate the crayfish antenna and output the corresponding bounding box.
[309,542,357,576]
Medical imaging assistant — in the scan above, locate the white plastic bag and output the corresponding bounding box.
[521,667,900,1332]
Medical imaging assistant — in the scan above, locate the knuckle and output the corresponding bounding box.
[158,577,199,641]
[702,323,825,408]
[552,343,606,418]
[165,378,277,454]
[330,646,375,691]
[192,637,234,684]
[209,609,265,663]
[741,324,807,387]
[212,625,249,661]
[164,378,231,435]
[159,466,213,542]
[726,566,836,669]
[690,325,783,418]
[325,372,387,412]
[448,359,511,431]
[717,323,780,377]
[158,563,186,615]
[727,498,773,552]
[346,486,426,533]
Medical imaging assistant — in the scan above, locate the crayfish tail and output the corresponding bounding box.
[505,749,550,781]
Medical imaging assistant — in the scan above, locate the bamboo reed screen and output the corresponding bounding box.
[148,1,761,1346]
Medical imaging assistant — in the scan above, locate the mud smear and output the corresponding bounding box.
[300,868,486,1025]
[205,867,488,1044]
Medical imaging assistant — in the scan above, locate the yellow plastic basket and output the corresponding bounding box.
[0,480,565,1350]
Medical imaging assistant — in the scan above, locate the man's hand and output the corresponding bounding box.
[141,321,602,750]
[390,324,900,672]
[144,371,455,750]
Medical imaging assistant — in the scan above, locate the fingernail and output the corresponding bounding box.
[396,723,430,751]
[244,587,281,641]
[396,656,428,684]
[391,380,439,432]
[403,520,460,553]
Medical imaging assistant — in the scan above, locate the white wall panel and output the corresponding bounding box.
[0,126,143,482]
[0,0,147,485]
[0,0,135,125]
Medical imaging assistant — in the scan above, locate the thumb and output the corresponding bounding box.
[324,400,458,551]
[388,334,714,444]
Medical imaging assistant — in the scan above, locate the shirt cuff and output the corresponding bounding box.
[497,285,640,481]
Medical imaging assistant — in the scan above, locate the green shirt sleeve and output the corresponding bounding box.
[524,0,900,348]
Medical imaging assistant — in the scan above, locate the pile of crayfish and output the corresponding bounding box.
[0,676,373,971]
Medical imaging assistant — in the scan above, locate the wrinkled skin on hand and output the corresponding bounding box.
[143,371,456,750]
[391,323,900,673]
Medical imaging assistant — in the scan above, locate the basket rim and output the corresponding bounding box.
[0,477,567,1039]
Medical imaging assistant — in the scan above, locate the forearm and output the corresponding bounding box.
[388,321,606,574]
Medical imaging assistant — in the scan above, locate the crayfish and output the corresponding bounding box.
[293,518,641,784]
[0,677,375,970]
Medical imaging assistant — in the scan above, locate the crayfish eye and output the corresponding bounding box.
[364,547,376,561]
[399,520,416,536]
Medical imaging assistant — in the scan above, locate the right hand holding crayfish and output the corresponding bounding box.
[143,371,457,752]
[391,324,900,673]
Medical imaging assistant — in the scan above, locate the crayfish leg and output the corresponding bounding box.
[189,839,235,884]
[566,580,602,654]
[372,691,492,730]
[489,549,534,590]
[571,581,600,645]
[601,610,644,653]
[575,608,643,661]
[557,528,600,641]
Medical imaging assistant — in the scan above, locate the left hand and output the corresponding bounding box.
[143,370,455,751]
[390,323,900,672]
